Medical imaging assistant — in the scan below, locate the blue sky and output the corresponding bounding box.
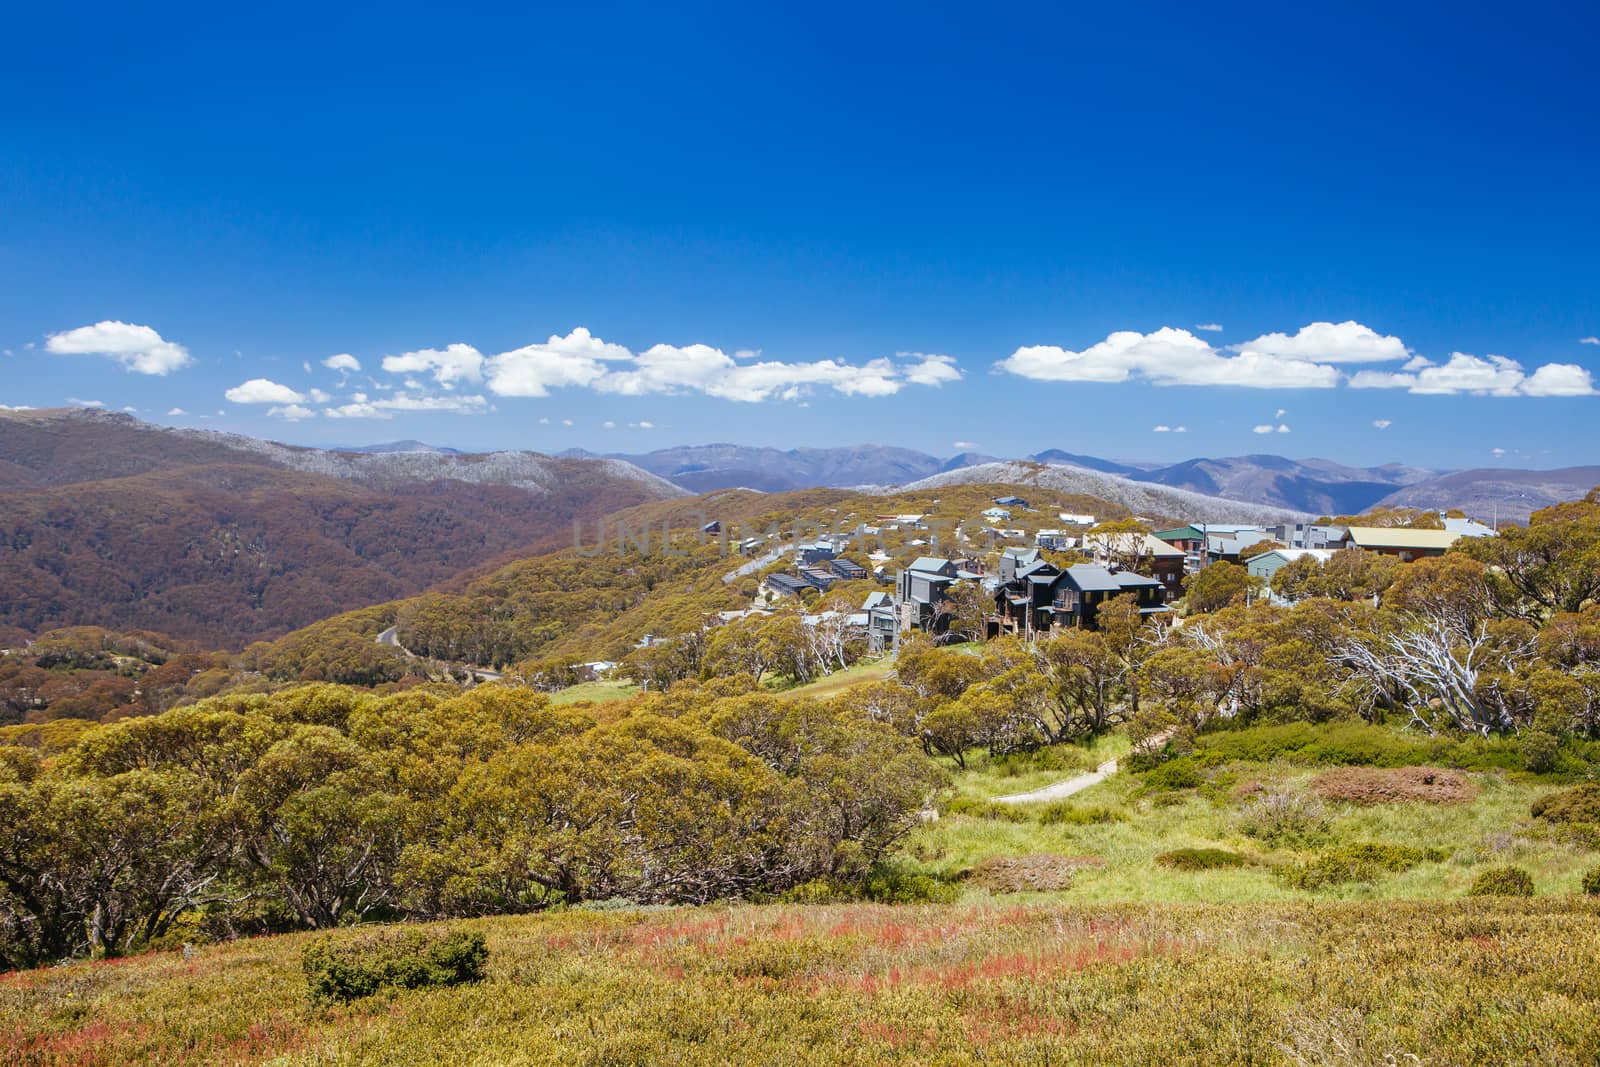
[2,1,1597,470]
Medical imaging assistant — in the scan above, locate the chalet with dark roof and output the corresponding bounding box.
[994,562,1167,636]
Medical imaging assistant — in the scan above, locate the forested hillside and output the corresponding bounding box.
[0,410,683,645]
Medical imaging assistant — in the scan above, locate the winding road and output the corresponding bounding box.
[377,626,503,682]
[991,729,1177,805]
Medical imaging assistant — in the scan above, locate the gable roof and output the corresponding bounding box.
[907,556,957,575]
[1062,564,1161,592]
[1342,526,1462,551]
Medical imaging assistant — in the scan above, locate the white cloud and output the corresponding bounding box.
[382,343,484,386]
[1194,323,1223,333]
[900,353,964,387]
[1580,337,1599,345]
[1274,408,1287,418]
[1491,447,1507,457]
[323,353,361,373]
[320,390,487,420]
[486,328,630,397]
[225,378,306,405]
[1520,362,1596,397]
[1276,423,1290,433]
[0,404,34,411]
[1233,320,1408,364]
[267,404,315,420]
[561,418,573,427]
[1152,425,1173,432]
[479,327,960,403]
[1252,424,1274,434]
[66,397,105,408]
[637,420,654,429]
[1350,352,1595,397]
[1372,418,1392,429]
[46,321,192,375]
[1173,425,1187,432]
[307,388,331,404]
[167,407,188,416]
[998,327,1340,389]
[602,420,616,429]
[953,440,979,449]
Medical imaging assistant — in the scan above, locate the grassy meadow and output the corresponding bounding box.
[4,898,1599,1065]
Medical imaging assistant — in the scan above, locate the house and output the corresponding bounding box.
[862,591,899,653]
[765,573,811,598]
[738,537,765,556]
[999,546,1043,581]
[1266,523,1347,549]
[994,495,1030,508]
[1036,528,1078,551]
[828,557,868,580]
[1246,548,1336,602]
[798,566,838,591]
[1058,512,1096,526]
[1443,517,1496,538]
[896,557,959,632]
[701,521,721,535]
[1083,532,1187,593]
[797,539,840,565]
[1156,524,1267,557]
[1338,526,1462,561]
[994,562,1168,636]
[980,507,1012,521]
[1202,531,1277,567]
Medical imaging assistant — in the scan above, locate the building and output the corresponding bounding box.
[1267,522,1347,549]
[994,561,1168,636]
[828,557,868,580]
[862,591,899,653]
[1202,530,1277,568]
[1035,528,1077,551]
[1246,547,1337,602]
[1083,531,1187,594]
[980,507,1011,522]
[765,573,811,598]
[1338,526,1463,561]
[994,495,1030,508]
[1058,512,1096,526]
[896,557,959,632]
[1443,517,1496,538]
[797,539,841,565]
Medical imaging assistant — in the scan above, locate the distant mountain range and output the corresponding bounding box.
[551,443,1595,522]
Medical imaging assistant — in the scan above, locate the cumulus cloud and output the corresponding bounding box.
[225,378,306,405]
[382,343,484,387]
[1373,419,1392,429]
[167,407,188,416]
[67,397,105,408]
[1581,337,1599,345]
[953,440,979,449]
[323,353,361,373]
[46,321,192,375]
[267,404,315,420]
[1194,323,1223,332]
[1350,352,1595,397]
[998,327,1340,389]
[470,328,963,403]
[1152,425,1173,432]
[1232,321,1408,364]
[1252,424,1274,434]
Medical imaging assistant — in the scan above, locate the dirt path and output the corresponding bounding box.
[992,756,1122,805]
[991,729,1176,805]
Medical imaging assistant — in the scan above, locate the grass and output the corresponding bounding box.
[949,733,1131,801]
[905,742,1599,904]
[772,656,897,701]
[4,899,1598,1065]
[547,679,640,706]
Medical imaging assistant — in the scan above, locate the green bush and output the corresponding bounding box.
[1143,757,1202,791]
[301,926,488,1003]
[1468,866,1536,898]
[1155,848,1247,872]
[1521,730,1561,774]
[1195,721,1531,772]
[779,861,959,905]
[1280,842,1447,890]
[943,795,1034,822]
[1530,783,1600,824]
[1582,866,1600,896]
[1036,802,1126,826]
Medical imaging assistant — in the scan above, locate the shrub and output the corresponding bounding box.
[1311,766,1476,805]
[859,862,961,904]
[1521,730,1560,774]
[1530,783,1600,824]
[943,796,1033,822]
[301,926,488,1003]
[1142,757,1202,792]
[1468,866,1536,898]
[1237,790,1329,846]
[1036,802,1126,826]
[1155,848,1247,872]
[1280,843,1447,891]
[1582,866,1600,896]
